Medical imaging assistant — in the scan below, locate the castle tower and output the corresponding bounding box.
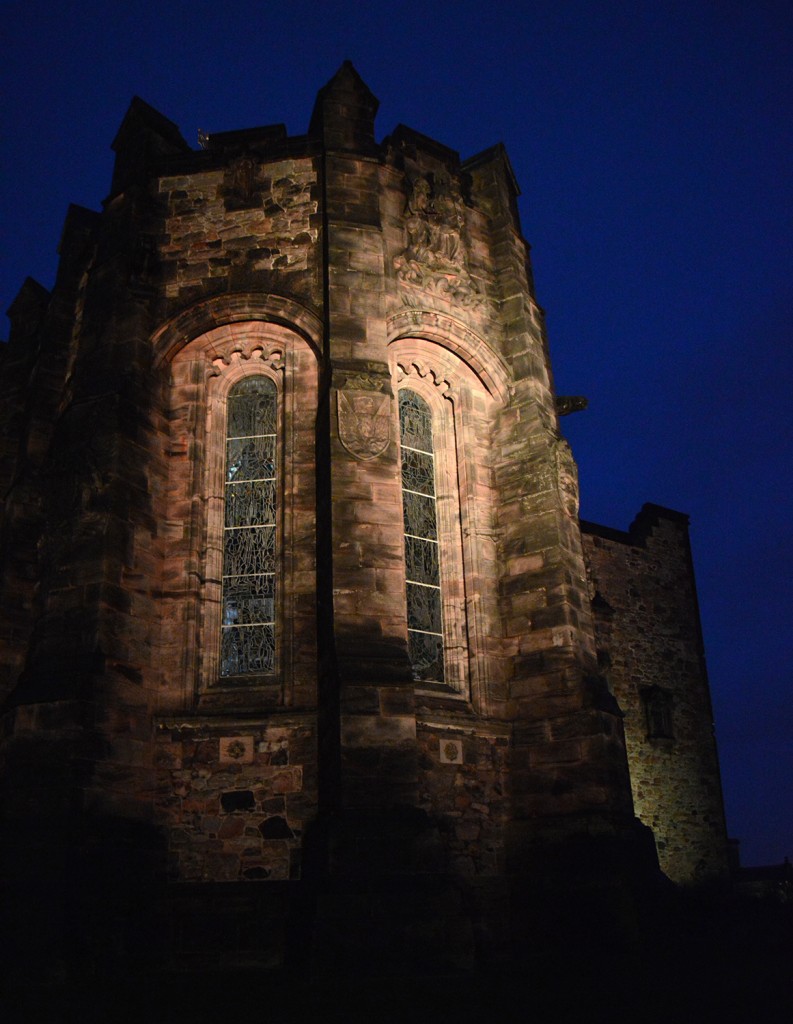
[0,64,728,977]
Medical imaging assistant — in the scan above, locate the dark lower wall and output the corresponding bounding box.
[153,714,317,882]
[416,715,510,877]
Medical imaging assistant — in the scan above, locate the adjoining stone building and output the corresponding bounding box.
[0,64,730,975]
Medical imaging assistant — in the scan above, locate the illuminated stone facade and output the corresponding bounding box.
[0,64,729,972]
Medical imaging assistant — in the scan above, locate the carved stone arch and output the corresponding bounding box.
[387,309,511,406]
[151,291,323,368]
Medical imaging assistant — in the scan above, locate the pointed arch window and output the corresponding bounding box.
[399,388,445,683]
[221,376,278,677]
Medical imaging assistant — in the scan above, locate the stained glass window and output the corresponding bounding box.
[399,389,444,682]
[221,376,277,677]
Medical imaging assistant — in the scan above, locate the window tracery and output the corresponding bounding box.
[399,389,445,683]
[221,376,278,677]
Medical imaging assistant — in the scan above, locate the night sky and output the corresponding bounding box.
[3,1,791,866]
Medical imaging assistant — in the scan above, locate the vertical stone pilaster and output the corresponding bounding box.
[314,65,419,813]
[330,363,417,810]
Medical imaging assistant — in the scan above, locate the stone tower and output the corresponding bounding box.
[0,64,729,977]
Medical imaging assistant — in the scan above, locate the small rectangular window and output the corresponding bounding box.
[642,686,674,740]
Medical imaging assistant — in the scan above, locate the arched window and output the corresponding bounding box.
[390,331,507,711]
[221,376,278,677]
[160,314,319,712]
[399,389,445,683]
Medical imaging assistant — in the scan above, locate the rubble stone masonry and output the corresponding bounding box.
[582,505,730,883]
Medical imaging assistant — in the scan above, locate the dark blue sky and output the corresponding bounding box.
[3,0,791,866]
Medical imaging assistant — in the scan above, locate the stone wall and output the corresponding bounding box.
[417,716,510,878]
[154,715,316,882]
[582,505,730,883]
[157,156,319,300]
[0,67,735,982]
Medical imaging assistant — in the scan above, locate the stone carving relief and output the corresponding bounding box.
[343,373,385,392]
[337,389,391,461]
[393,173,483,307]
[439,738,463,764]
[219,736,254,765]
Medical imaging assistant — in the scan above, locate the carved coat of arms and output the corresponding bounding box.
[337,390,390,461]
